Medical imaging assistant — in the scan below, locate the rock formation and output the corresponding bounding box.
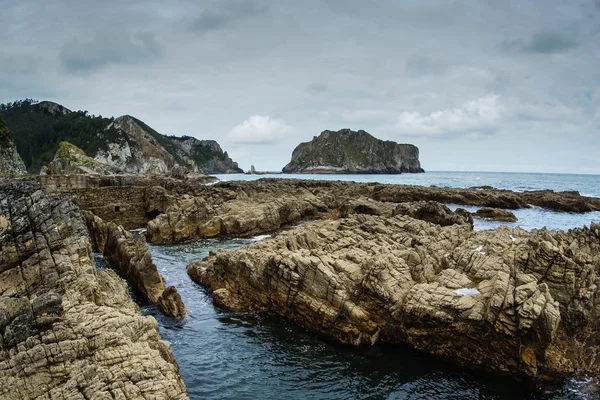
[0,99,242,174]
[474,207,518,222]
[142,179,600,244]
[0,179,187,399]
[282,129,424,174]
[41,141,120,176]
[83,211,186,319]
[0,119,26,176]
[189,212,600,381]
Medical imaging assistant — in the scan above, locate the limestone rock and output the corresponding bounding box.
[0,179,187,399]
[393,201,473,227]
[282,129,424,174]
[42,141,121,175]
[190,213,600,381]
[0,119,26,176]
[83,211,186,319]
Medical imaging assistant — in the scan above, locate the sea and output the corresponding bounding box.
[127,172,600,399]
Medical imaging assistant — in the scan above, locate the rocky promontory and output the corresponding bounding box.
[282,129,424,174]
[190,212,600,381]
[0,179,187,398]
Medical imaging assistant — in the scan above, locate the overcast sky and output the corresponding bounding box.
[2,0,599,173]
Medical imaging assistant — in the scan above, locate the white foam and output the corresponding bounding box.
[455,288,480,296]
[251,234,271,242]
[510,234,517,242]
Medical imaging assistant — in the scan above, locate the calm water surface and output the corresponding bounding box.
[131,172,600,399]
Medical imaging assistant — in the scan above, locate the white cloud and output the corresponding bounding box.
[340,109,392,122]
[395,94,504,137]
[226,115,293,144]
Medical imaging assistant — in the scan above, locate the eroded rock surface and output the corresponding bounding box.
[83,211,186,319]
[474,207,518,222]
[190,213,600,380]
[145,179,599,244]
[0,179,187,399]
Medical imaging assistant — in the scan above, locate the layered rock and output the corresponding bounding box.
[393,201,473,227]
[0,119,26,176]
[144,179,600,244]
[190,213,600,380]
[0,179,187,399]
[83,211,186,319]
[41,141,120,175]
[282,129,424,174]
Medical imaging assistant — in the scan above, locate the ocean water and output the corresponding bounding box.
[133,172,599,399]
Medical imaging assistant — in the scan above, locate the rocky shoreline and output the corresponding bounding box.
[1,173,599,398]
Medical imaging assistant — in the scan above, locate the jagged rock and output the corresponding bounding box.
[143,179,600,244]
[83,211,186,319]
[0,119,26,176]
[41,141,121,175]
[393,201,473,227]
[0,100,241,174]
[283,129,424,173]
[0,179,187,399]
[474,207,518,222]
[189,213,600,381]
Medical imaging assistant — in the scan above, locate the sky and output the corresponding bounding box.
[1,0,599,174]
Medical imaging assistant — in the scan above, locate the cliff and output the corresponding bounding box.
[0,99,242,174]
[0,119,26,176]
[282,129,424,174]
[0,179,188,398]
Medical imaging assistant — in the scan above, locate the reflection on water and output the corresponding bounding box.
[135,237,593,400]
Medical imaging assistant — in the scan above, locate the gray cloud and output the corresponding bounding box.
[1,0,599,173]
[502,31,578,54]
[305,82,328,95]
[59,32,161,73]
[191,1,267,32]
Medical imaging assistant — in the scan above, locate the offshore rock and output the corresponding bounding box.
[0,179,187,399]
[0,119,26,176]
[393,201,473,227]
[190,214,600,381]
[83,211,186,319]
[282,129,424,174]
[474,207,518,222]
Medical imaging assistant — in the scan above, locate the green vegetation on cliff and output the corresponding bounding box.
[0,100,129,173]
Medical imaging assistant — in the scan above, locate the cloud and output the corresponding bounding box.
[192,1,267,32]
[395,95,504,137]
[405,56,447,77]
[502,31,578,54]
[306,82,328,95]
[226,115,293,144]
[59,31,161,73]
[340,109,391,122]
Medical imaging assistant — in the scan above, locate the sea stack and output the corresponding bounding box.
[282,129,424,174]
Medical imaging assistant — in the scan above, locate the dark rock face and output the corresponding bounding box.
[0,179,187,398]
[83,211,186,319]
[190,213,600,381]
[0,119,26,176]
[282,129,424,174]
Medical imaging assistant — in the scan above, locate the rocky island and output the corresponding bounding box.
[282,129,424,174]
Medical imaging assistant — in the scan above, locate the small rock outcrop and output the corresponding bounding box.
[83,211,186,319]
[474,207,518,222]
[282,129,424,174]
[189,213,600,381]
[0,179,187,399]
[393,201,473,227]
[0,119,26,176]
